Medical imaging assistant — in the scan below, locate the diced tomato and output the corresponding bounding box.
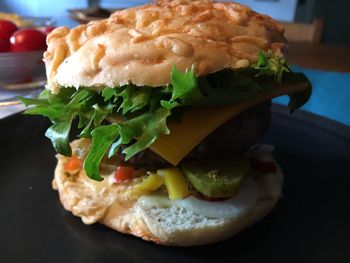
[64,156,83,172]
[114,166,134,183]
[249,157,277,174]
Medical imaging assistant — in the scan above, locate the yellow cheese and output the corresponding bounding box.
[149,83,308,165]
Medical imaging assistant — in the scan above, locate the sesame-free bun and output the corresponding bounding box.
[44,0,286,94]
[52,140,283,246]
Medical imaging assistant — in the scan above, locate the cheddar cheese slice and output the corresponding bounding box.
[149,83,308,165]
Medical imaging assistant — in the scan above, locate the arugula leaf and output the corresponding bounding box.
[117,85,136,114]
[108,138,122,158]
[79,111,95,137]
[160,100,179,110]
[48,87,76,104]
[107,85,153,115]
[161,65,203,110]
[24,103,67,120]
[18,97,48,107]
[149,90,163,112]
[22,88,100,156]
[127,88,152,113]
[67,89,95,109]
[101,87,117,101]
[252,50,290,83]
[21,52,312,181]
[84,125,120,181]
[169,65,203,103]
[45,117,74,156]
[92,104,111,126]
[122,107,170,160]
[256,50,268,67]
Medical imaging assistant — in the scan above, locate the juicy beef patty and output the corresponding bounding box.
[118,102,271,168]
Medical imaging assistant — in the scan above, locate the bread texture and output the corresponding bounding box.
[52,141,283,246]
[44,0,286,94]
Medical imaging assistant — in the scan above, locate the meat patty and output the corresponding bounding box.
[119,102,271,168]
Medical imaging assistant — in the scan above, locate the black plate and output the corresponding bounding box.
[1,104,349,263]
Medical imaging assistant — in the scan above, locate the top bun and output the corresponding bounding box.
[44,0,286,94]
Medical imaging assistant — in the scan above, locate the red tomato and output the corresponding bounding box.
[0,38,10,52]
[249,157,277,174]
[0,20,18,38]
[0,20,17,52]
[10,28,47,52]
[114,166,134,183]
[64,156,83,172]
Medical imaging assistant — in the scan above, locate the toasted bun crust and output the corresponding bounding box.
[52,141,283,246]
[44,0,286,94]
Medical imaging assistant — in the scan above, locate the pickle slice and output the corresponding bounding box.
[181,156,250,198]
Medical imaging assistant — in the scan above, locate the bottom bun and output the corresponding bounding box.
[52,143,283,246]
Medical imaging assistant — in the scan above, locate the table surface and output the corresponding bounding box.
[1,107,349,262]
[288,42,350,73]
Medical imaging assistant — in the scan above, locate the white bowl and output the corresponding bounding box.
[0,51,45,84]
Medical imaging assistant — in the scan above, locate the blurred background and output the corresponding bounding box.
[0,0,349,125]
[0,0,349,45]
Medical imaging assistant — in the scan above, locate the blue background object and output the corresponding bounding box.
[0,0,87,28]
[273,65,350,126]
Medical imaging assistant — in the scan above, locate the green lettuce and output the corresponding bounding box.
[19,50,312,181]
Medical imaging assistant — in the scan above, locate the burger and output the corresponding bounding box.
[20,0,311,246]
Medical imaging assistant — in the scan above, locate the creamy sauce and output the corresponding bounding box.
[137,175,258,219]
[56,145,279,224]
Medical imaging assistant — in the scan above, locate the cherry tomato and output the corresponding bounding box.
[114,166,134,183]
[0,38,10,52]
[0,19,18,38]
[10,28,47,52]
[0,20,17,52]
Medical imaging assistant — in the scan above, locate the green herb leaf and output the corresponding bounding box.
[84,124,120,181]
[108,138,122,158]
[79,111,95,138]
[48,87,76,104]
[160,100,179,110]
[17,97,48,107]
[45,118,74,156]
[122,108,171,160]
[101,87,117,101]
[252,50,290,83]
[170,65,203,103]
[23,103,67,120]
[67,89,95,109]
[257,50,268,67]
[92,104,110,126]
[20,53,312,181]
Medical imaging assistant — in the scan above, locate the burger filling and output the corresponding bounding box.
[20,50,311,200]
[115,101,270,169]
